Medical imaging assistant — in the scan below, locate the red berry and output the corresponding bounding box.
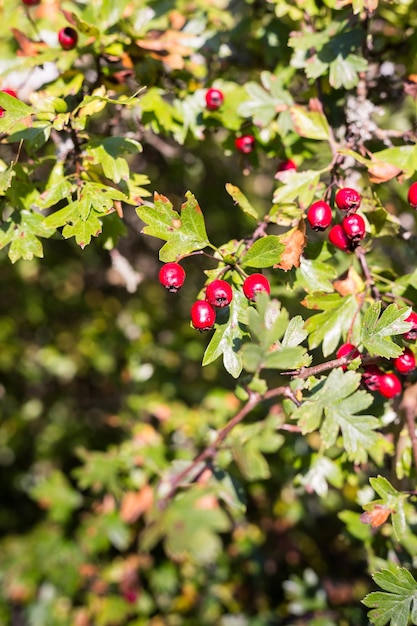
[337,343,360,370]
[307,200,333,231]
[341,213,366,242]
[393,347,416,374]
[22,0,40,4]
[0,89,17,118]
[235,135,255,154]
[191,300,216,331]
[328,224,352,252]
[58,27,78,50]
[407,182,417,208]
[379,372,402,398]
[205,279,233,308]
[243,273,270,301]
[362,365,383,391]
[158,262,186,292]
[205,88,224,111]
[404,311,417,341]
[276,159,297,173]
[335,187,361,212]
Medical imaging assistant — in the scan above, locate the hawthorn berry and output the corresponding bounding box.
[58,27,78,50]
[243,273,270,301]
[335,187,361,212]
[407,181,417,208]
[362,365,383,391]
[0,89,17,118]
[191,300,216,331]
[393,347,416,374]
[158,262,186,292]
[307,200,333,231]
[22,0,40,4]
[205,88,224,111]
[328,224,352,252]
[235,135,255,154]
[404,311,417,341]
[276,159,297,173]
[205,279,233,308]
[341,213,366,242]
[378,372,402,398]
[337,343,360,370]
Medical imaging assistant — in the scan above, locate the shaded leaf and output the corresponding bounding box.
[361,302,412,358]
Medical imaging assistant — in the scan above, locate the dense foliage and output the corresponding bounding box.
[1,0,417,624]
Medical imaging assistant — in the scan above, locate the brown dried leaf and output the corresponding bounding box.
[136,30,194,70]
[120,484,153,524]
[368,158,402,184]
[274,221,307,271]
[12,28,48,56]
[333,266,365,296]
[360,504,391,528]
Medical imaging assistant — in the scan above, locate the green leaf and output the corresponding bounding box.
[0,210,55,263]
[263,345,310,370]
[361,302,412,358]
[304,294,358,357]
[86,137,142,183]
[225,183,260,220]
[0,92,33,133]
[329,53,368,89]
[240,235,285,268]
[29,470,83,523]
[137,192,211,262]
[296,257,338,293]
[202,290,248,378]
[292,368,378,463]
[282,315,308,348]
[273,169,324,210]
[232,441,271,481]
[363,567,417,626]
[62,213,103,249]
[289,105,331,141]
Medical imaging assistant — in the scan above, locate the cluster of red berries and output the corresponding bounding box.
[158,262,270,330]
[307,187,366,252]
[336,311,417,398]
[205,87,256,156]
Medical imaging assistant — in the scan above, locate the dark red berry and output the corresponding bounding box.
[341,213,366,242]
[205,279,233,308]
[407,182,417,208]
[335,187,361,212]
[362,365,383,391]
[404,311,417,341]
[235,135,255,154]
[158,262,186,292]
[191,300,216,331]
[307,200,333,231]
[243,273,270,301]
[58,27,78,50]
[337,343,360,370]
[379,372,402,398]
[393,347,416,374]
[276,159,297,173]
[0,89,17,118]
[205,88,224,111]
[328,224,352,252]
[22,0,40,4]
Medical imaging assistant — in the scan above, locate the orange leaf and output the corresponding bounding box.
[333,266,365,296]
[360,504,391,528]
[368,159,402,184]
[120,484,153,524]
[12,28,48,57]
[274,221,307,271]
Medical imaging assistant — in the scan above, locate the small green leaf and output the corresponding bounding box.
[289,105,331,141]
[296,257,337,293]
[329,53,368,89]
[282,315,308,348]
[305,294,358,357]
[240,235,285,268]
[29,470,83,523]
[225,183,259,220]
[361,302,412,358]
[363,567,417,626]
[273,169,324,210]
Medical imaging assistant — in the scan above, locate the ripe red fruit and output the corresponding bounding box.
[58,27,78,50]
[404,311,417,341]
[235,135,255,154]
[362,365,383,391]
[379,372,402,398]
[335,187,361,212]
[341,213,366,242]
[0,89,17,118]
[407,182,417,208]
[276,159,297,173]
[393,347,416,374]
[22,0,40,4]
[205,279,233,308]
[191,300,216,331]
[337,343,360,370]
[205,88,224,111]
[307,200,333,231]
[243,273,270,301]
[328,224,352,252]
[158,262,186,292]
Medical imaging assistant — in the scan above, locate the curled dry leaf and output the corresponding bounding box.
[12,29,48,56]
[368,158,402,183]
[274,221,307,271]
[360,504,392,528]
[333,266,365,296]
